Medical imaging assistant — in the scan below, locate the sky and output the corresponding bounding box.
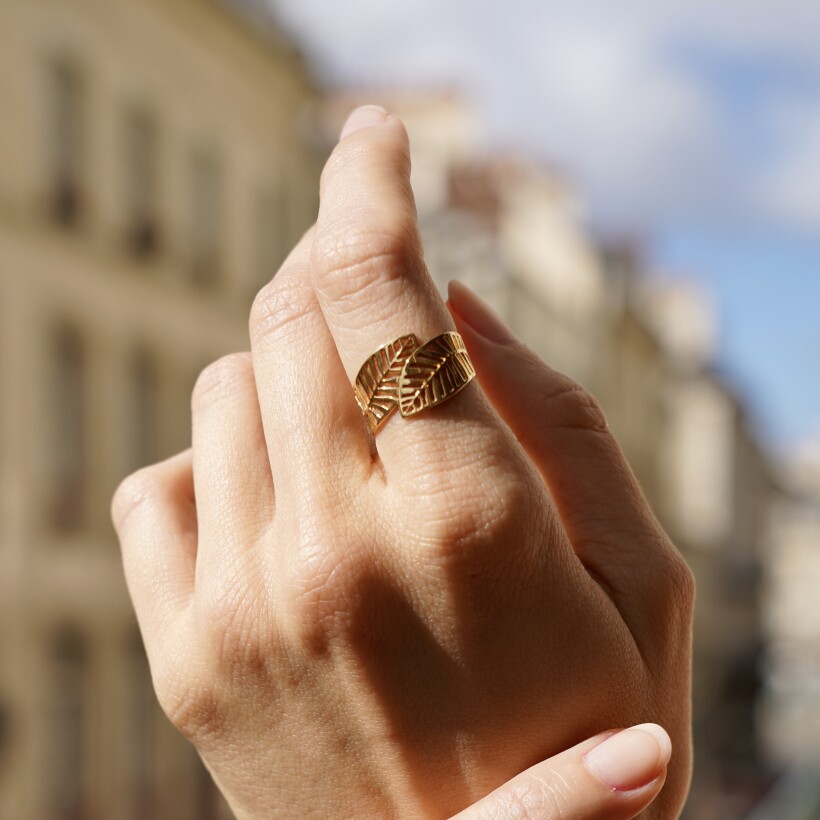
[266,0,819,454]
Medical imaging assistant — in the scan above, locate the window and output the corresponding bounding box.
[123,105,160,257]
[127,349,159,472]
[49,325,85,531]
[49,632,87,820]
[253,182,286,295]
[188,145,223,288]
[45,57,84,227]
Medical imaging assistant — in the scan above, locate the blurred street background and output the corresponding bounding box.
[0,0,818,817]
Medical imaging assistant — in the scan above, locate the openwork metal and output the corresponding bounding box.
[354,334,419,433]
[398,331,475,418]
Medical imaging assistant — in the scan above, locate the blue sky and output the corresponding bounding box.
[268,0,820,453]
[656,230,820,451]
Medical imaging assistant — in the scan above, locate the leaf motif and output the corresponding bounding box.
[398,331,476,417]
[354,334,419,433]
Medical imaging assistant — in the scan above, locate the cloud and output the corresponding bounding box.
[269,0,820,235]
[757,97,820,231]
[483,10,730,228]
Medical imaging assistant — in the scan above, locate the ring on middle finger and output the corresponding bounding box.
[354,331,476,434]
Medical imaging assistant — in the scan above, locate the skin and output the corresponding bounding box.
[113,107,694,818]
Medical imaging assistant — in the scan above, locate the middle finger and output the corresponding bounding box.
[311,107,503,475]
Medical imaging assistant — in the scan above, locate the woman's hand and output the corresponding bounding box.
[113,106,693,818]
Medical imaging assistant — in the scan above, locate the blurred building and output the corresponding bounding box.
[747,442,820,819]
[764,442,820,765]
[597,246,670,515]
[646,278,774,819]
[432,154,608,393]
[0,1,784,814]
[0,0,320,817]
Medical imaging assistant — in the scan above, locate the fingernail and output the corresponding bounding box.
[583,724,671,791]
[447,280,515,344]
[340,105,389,140]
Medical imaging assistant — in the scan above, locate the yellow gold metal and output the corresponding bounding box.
[354,334,419,433]
[398,331,475,417]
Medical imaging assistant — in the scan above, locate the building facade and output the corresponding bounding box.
[646,279,774,819]
[751,442,820,819]
[764,442,820,766]
[0,0,320,817]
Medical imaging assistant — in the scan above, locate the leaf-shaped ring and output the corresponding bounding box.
[398,331,476,418]
[354,334,419,433]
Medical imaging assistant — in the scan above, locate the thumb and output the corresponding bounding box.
[451,723,671,820]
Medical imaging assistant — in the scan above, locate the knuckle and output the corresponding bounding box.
[665,551,696,613]
[537,375,609,434]
[154,663,222,742]
[249,275,316,343]
[111,465,165,532]
[191,353,253,412]
[647,548,695,669]
[313,226,422,310]
[410,456,537,571]
[201,573,272,680]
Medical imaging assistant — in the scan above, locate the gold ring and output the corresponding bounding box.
[354,334,418,433]
[355,331,475,433]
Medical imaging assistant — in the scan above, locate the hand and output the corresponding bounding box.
[113,105,693,818]
[455,723,671,819]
